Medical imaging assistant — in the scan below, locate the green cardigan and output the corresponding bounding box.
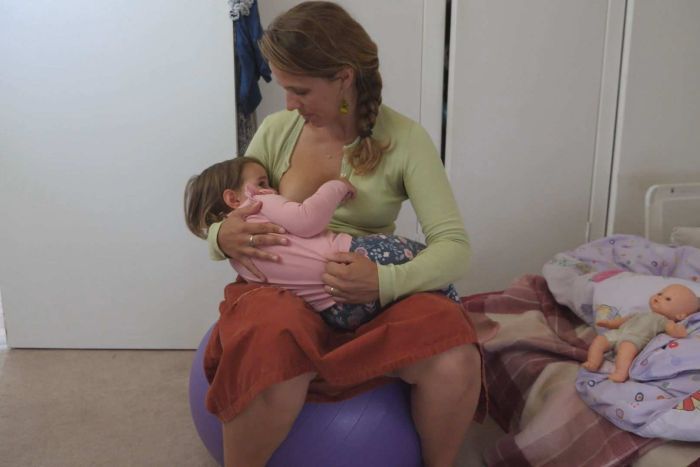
[208,105,470,306]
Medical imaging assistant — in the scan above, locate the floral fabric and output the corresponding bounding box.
[320,234,460,330]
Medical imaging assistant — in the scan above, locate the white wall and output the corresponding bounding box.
[446,0,613,294]
[0,1,237,348]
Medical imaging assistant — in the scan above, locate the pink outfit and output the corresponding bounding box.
[229,180,352,311]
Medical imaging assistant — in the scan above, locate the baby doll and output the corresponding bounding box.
[582,284,700,382]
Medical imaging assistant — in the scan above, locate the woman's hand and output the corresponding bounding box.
[322,252,379,303]
[217,200,289,281]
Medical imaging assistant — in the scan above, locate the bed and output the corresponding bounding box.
[461,183,700,466]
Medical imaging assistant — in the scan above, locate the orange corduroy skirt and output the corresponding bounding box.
[203,282,485,422]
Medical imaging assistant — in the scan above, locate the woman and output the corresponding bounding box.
[205,2,483,466]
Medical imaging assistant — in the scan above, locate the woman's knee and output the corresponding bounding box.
[400,344,480,385]
[432,344,480,380]
[260,372,316,411]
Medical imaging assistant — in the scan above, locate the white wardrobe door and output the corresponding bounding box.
[446,0,612,294]
[0,1,236,348]
[608,0,700,237]
[256,0,446,240]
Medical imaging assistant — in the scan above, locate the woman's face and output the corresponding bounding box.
[270,65,345,127]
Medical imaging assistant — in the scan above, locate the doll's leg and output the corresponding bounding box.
[582,334,612,371]
[609,341,638,382]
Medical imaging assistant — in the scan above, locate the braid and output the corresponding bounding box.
[349,67,389,174]
[356,67,381,137]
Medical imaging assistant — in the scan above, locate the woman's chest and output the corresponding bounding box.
[278,134,346,202]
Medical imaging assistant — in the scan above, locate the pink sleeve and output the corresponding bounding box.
[256,180,350,238]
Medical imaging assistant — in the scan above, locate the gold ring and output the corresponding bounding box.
[329,287,335,296]
[248,234,255,247]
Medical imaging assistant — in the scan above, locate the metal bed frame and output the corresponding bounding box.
[644,182,700,243]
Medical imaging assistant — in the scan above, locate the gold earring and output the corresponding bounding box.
[339,98,349,114]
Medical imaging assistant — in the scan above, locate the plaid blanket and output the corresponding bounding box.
[463,275,682,467]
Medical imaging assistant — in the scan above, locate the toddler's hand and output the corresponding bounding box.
[245,183,277,197]
[337,177,356,202]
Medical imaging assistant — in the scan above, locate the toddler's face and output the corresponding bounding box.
[649,284,699,320]
[237,163,273,202]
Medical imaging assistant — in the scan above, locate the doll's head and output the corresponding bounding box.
[649,284,700,321]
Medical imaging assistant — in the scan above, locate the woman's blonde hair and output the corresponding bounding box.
[184,156,265,239]
[259,1,389,175]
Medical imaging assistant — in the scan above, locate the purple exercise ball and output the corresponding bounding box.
[189,325,422,467]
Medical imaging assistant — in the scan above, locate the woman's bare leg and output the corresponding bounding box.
[395,344,481,467]
[222,372,316,467]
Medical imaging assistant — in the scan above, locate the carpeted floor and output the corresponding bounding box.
[0,348,217,467]
[0,344,502,467]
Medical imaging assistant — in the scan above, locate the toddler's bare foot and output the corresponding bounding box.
[608,371,629,383]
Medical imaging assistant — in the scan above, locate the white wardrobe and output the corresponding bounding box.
[447,0,700,294]
[446,0,619,293]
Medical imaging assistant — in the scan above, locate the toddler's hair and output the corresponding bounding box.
[184,156,266,239]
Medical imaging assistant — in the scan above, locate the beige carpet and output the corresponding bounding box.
[0,346,501,466]
[0,348,217,467]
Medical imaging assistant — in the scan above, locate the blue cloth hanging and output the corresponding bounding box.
[231,0,271,116]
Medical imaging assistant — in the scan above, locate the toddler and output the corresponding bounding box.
[184,156,460,330]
